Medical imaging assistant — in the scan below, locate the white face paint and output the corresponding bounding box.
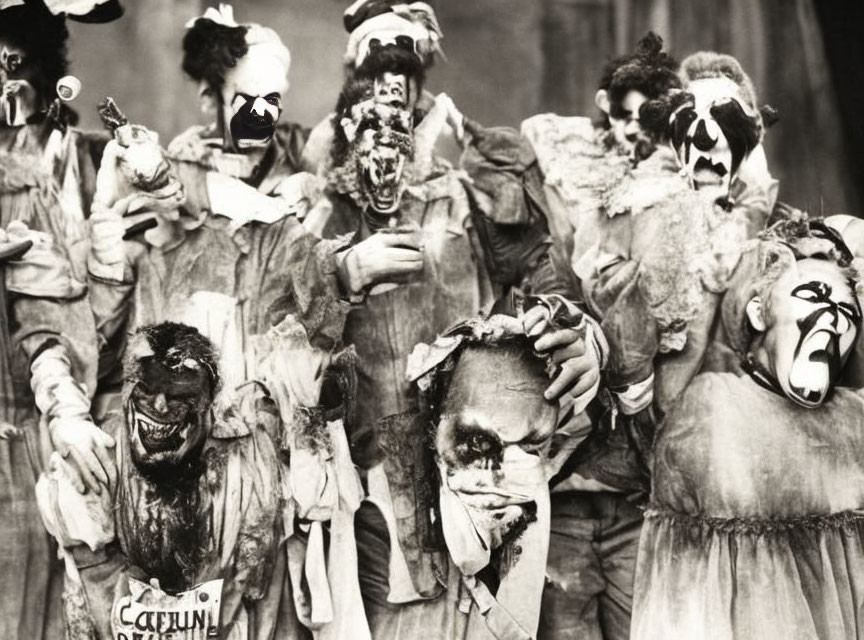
[219,48,288,151]
[0,41,38,127]
[757,259,861,408]
[608,89,648,153]
[670,76,760,201]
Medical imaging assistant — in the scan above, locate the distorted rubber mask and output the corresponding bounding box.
[348,100,414,215]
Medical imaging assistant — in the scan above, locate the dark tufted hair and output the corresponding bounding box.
[181,16,249,91]
[353,37,426,93]
[598,32,681,121]
[129,322,221,392]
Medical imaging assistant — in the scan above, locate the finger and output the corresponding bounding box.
[76,446,109,492]
[383,248,425,262]
[521,305,549,335]
[58,455,87,494]
[379,262,425,277]
[565,367,601,404]
[378,232,421,250]
[68,449,99,495]
[535,329,585,353]
[551,341,590,364]
[92,440,116,487]
[545,360,598,401]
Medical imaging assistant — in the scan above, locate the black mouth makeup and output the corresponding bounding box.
[229,101,278,145]
[692,155,728,178]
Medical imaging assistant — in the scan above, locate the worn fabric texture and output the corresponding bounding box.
[0,123,103,640]
[633,373,864,640]
[538,491,642,640]
[37,389,286,640]
[318,124,575,637]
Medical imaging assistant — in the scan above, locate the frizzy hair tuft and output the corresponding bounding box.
[181,17,249,89]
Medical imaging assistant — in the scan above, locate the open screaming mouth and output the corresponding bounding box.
[691,155,728,188]
[364,173,400,213]
[133,411,191,453]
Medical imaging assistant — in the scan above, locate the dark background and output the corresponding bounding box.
[67,0,864,214]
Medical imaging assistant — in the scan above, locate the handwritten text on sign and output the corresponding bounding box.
[111,577,223,640]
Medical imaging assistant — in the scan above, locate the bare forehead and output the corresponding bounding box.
[787,259,854,297]
[225,54,288,96]
[689,77,742,111]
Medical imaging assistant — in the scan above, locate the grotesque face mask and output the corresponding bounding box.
[341,99,414,216]
[749,258,861,408]
[219,48,288,152]
[0,39,39,127]
[669,77,760,200]
[373,71,414,109]
[127,358,212,473]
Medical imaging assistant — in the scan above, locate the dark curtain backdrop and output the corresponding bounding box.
[68,0,862,214]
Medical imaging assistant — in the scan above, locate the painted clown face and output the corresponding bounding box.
[219,49,288,152]
[0,39,39,127]
[344,100,414,215]
[755,258,861,408]
[126,357,212,473]
[669,77,761,200]
[608,89,649,156]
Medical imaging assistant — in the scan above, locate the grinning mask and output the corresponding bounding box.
[337,97,414,216]
[123,323,220,477]
[741,220,862,408]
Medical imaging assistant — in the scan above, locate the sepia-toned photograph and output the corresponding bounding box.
[1,0,863,638]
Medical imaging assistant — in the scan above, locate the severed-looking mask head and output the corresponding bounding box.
[737,219,862,408]
[409,315,559,569]
[123,322,220,478]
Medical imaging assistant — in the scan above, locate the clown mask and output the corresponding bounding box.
[0,40,39,127]
[219,45,288,152]
[341,99,414,216]
[748,258,861,408]
[669,77,761,201]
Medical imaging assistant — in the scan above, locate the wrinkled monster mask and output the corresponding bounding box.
[341,99,414,215]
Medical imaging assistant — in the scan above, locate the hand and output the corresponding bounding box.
[340,230,424,293]
[49,417,116,495]
[523,305,601,403]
